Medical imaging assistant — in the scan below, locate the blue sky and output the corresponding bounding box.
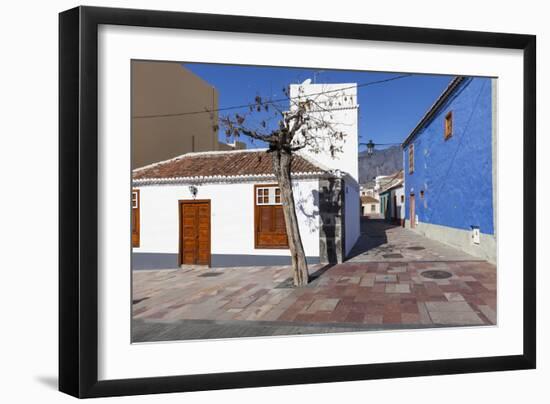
[184,63,453,152]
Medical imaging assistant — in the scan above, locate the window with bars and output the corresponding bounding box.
[254,185,288,248]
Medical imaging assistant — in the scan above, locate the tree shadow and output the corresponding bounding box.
[309,263,336,283]
[275,263,336,289]
[294,185,320,233]
[294,182,340,264]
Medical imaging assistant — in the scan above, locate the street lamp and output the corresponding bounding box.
[360,140,402,156]
[365,139,375,155]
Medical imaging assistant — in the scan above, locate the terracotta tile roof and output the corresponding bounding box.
[361,195,379,204]
[133,149,326,181]
[380,179,404,194]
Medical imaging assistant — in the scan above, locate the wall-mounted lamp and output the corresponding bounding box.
[189,185,198,199]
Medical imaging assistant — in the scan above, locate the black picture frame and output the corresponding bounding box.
[59,5,536,398]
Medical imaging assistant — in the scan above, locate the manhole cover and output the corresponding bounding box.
[421,270,453,279]
[199,272,223,277]
[407,246,425,251]
[383,253,404,259]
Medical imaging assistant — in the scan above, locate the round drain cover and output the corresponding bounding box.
[421,270,453,279]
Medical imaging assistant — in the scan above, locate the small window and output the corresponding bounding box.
[132,190,139,208]
[371,204,376,212]
[408,144,414,174]
[256,186,282,205]
[444,111,453,140]
[400,195,405,203]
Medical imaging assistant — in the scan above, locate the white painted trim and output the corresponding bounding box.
[133,171,330,186]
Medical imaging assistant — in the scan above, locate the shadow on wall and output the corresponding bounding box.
[294,182,341,264]
[295,187,320,234]
[317,178,343,264]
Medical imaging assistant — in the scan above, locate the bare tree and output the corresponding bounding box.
[219,84,350,286]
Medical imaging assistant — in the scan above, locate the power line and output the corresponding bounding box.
[377,169,404,192]
[133,74,413,119]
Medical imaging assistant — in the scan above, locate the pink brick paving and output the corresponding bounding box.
[133,260,496,327]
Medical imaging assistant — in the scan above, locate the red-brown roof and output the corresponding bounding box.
[361,195,379,204]
[133,149,326,180]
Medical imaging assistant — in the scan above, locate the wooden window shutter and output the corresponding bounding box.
[132,189,140,247]
[259,206,273,234]
[273,206,286,233]
[408,144,414,174]
[444,111,453,140]
[255,185,289,249]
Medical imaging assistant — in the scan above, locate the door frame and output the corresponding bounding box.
[393,194,397,221]
[178,199,211,267]
[409,193,416,229]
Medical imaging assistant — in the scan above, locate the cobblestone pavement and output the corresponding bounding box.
[347,219,480,262]
[133,261,496,341]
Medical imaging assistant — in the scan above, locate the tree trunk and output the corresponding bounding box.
[272,150,309,286]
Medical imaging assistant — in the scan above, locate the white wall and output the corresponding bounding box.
[362,202,380,215]
[344,181,361,255]
[134,179,320,257]
[396,186,405,219]
[289,83,359,182]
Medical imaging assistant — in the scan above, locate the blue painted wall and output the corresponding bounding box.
[403,77,494,235]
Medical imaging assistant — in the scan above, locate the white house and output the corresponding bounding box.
[131,82,360,270]
[361,195,380,216]
[378,172,405,225]
[360,184,378,200]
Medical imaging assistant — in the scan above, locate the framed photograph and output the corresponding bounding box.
[59,6,536,398]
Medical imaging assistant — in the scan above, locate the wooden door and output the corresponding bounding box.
[409,194,416,229]
[180,200,211,266]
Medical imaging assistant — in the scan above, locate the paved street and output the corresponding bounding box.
[347,219,480,262]
[133,220,496,342]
